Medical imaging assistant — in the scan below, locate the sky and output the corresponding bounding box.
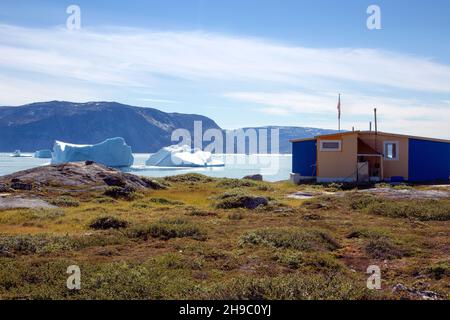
[0,0,449,138]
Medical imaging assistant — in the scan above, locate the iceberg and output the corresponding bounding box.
[146,145,224,167]
[34,149,53,159]
[10,150,21,157]
[52,137,134,168]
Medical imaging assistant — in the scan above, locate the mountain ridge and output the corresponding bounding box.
[0,101,338,153]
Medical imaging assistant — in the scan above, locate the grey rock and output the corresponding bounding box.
[0,196,56,209]
[0,184,13,193]
[10,179,32,191]
[243,196,269,209]
[243,174,263,181]
[0,162,166,190]
[392,283,441,300]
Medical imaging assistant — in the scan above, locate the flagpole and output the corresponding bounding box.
[337,94,341,132]
[338,112,340,132]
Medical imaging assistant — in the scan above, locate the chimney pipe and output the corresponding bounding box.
[374,108,378,134]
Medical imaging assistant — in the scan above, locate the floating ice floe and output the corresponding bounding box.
[146,145,224,167]
[52,137,134,168]
[10,150,21,157]
[9,150,32,158]
[34,150,53,159]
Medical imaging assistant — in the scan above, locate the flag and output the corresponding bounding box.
[337,94,341,119]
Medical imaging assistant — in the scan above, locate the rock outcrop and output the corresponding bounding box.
[0,161,163,190]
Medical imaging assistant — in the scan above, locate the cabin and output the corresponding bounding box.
[290,131,450,183]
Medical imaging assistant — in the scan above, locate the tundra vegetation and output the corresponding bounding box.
[0,173,449,300]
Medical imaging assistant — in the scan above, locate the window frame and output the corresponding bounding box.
[319,140,342,152]
[383,141,399,161]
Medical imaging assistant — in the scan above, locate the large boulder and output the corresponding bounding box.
[52,137,134,168]
[10,179,32,191]
[216,194,269,210]
[243,174,263,181]
[0,162,162,190]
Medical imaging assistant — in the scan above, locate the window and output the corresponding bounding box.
[320,140,341,152]
[384,141,399,160]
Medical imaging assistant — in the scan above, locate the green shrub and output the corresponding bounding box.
[364,237,406,260]
[0,259,75,298]
[346,228,389,239]
[152,252,204,270]
[131,201,152,209]
[198,273,370,300]
[255,184,275,192]
[164,174,214,184]
[186,209,217,217]
[392,183,413,190]
[148,198,184,206]
[104,186,137,201]
[49,196,80,207]
[215,190,268,210]
[0,234,74,255]
[0,259,196,300]
[216,179,257,188]
[141,177,168,190]
[274,250,343,271]
[228,212,245,220]
[128,219,206,241]
[89,216,129,230]
[92,197,117,204]
[0,233,126,256]
[302,197,332,210]
[324,182,344,192]
[215,189,245,200]
[367,199,450,221]
[426,263,450,280]
[348,194,378,210]
[29,208,66,220]
[239,228,340,252]
[375,183,391,189]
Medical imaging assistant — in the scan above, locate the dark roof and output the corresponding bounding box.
[291,131,450,144]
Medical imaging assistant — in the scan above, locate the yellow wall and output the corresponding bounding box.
[317,133,358,182]
[358,133,409,179]
[316,132,409,181]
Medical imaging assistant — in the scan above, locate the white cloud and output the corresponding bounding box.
[0,23,449,138]
[138,98,179,104]
[225,91,450,138]
[0,75,100,106]
[1,24,450,92]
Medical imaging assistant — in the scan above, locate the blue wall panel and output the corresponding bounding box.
[408,139,450,182]
[292,140,317,176]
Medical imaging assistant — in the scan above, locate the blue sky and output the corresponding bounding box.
[0,0,449,137]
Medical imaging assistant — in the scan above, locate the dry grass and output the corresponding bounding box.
[0,174,449,300]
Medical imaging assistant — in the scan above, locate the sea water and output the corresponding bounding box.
[0,153,292,182]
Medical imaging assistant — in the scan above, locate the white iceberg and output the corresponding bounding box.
[10,150,21,157]
[34,149,53,159]
[52,137,134,168]
[146,145,224,167]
